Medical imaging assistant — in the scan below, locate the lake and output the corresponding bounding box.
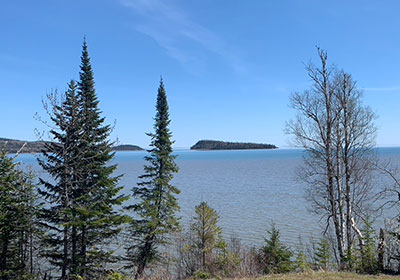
[16,147,400,248]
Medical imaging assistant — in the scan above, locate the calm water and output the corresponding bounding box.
[16,148,400,247]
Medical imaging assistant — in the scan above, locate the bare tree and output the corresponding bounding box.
[286,48,377,269]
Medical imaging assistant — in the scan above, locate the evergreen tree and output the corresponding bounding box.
[359,217,378,274]
[296,251,311,272]
[126,79,180,279]
[39,40,129,278]
[257,224,294,274]
[38,80,83,279]
[0,148,38,279]
[190,202,223,271]
[73,39,129,277]
[313,237,331,270]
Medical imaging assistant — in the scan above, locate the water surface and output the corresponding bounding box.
[16,148,400,247]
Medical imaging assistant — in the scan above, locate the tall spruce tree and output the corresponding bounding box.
[38,80,83,279]
[39,40,129,278]
[126,79,180,279]
[0,148,38,279]
[74,39,128,277]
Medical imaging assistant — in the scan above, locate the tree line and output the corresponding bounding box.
[1,42,400,279]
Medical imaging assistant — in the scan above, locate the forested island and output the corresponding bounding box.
[112,144,144,151]
[0,138,143,153]
[191,140,278,150]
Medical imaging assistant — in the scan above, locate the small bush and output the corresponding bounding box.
[193,270,211,279]
[107,271,130,280]
[296,251,312,272]
[256,224,295,274]
[313,238,331,270]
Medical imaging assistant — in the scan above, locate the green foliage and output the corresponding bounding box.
[296,251,311,272]
[191,202,223,271]
[106,271,130,280]
[193,270,211,279]
[74,40,129,276]
[176,205,242,278]
[177,201,232,277]
[256,224,295,274]
[39,40,129,279]
[38,80,82,277]
[215,249,241,277]
[358,217,378,274]
[0,148,39,279]
[313,238,331,270]
[126,79,180,278]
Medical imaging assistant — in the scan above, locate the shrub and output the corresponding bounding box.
[256,224,295,274]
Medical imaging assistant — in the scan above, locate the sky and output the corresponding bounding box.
[1,0,400,148]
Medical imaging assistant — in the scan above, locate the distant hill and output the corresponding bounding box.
[0,138,144,153]
[190,140,278,150]
[0,138,50,154]
[112,144,144,151]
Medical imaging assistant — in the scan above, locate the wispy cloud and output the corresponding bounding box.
[0,53,51,69]
[120,0,247,75]
[362,86,400,92]
[0,54,35,65]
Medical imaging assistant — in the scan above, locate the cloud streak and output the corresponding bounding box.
[0,53,57,73]
[362,86,400,92]
[0,53,45,67]
[120,0,247,75]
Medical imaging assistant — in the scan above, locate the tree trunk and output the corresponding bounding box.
[62,221,69,279]
[71,225,77,275]
[135,260,146,280]
[335,115,346,259]
[0,234,9,280]
[135,239,153,280]
[321,50,345,268]
[342,79,353,269]
[30,227,33,274]
[201,206,206,270]
[80,226,87,277]
[378,228,385,272]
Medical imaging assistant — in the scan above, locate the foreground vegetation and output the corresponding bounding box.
[241,272,400,280]
[94,271,400,280]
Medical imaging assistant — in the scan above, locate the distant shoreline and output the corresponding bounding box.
[0,138,144,154]
[190,140,278,150]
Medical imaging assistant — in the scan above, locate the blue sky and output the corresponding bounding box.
[1,0,400,148]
